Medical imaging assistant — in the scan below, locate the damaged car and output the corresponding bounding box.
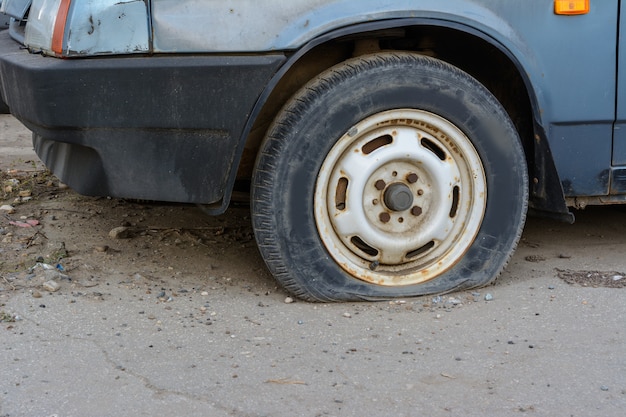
[0,0,622,301]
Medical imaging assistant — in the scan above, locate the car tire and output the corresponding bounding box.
[252,52,528,301]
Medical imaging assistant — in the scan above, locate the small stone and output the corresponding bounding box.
[600,385,609,391]
[201,291,209,296]
[43,280,60,292]
[0,205,15,213]
[343,312,352,318]
[44,269,66,281]
[18,190,32,197]
[32,290,42,298]
[200,306,207,312]
[484,293,494,301]
[548,285,555,290]
[284,297,294,304]
[94,245,109,253]
[109,226,133,239]
[525,254,546,262]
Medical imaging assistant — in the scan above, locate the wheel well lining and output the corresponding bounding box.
[236,19,567,216]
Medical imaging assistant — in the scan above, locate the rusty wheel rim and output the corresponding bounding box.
[314,109,487,286]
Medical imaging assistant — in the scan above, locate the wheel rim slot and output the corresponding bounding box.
[420,137,446,160]
[350,236,379,257]
[362,134,393,154]
[406,241,436,259]
[449,185,460,218]
[335,177,348,210]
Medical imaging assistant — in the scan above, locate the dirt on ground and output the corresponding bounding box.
[1,114,625,417]
[0,169,271,303]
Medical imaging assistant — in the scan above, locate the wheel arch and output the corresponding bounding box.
[230,18,569,219]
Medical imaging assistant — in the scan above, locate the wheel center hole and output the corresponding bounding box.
[383,183,414,212]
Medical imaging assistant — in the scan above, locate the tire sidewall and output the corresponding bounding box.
[255,53,527,300]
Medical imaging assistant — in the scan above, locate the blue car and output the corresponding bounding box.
[0,0,619,301]
[0,1,9,113]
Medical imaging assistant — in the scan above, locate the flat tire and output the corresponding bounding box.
[252,52,528,301]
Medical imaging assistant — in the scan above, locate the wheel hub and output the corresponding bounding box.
[383,183,413,212]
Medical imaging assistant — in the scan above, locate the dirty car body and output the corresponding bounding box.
[0,0,624,301]
[0,1,9,113]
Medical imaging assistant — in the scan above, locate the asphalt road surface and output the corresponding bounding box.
[1,114,625,416]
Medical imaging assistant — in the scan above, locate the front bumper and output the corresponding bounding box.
[0,31,285,205]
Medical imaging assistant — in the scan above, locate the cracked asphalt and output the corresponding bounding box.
[1,114,625,416]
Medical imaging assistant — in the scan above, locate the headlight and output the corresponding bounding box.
[25,0,67,55]
[25,0,149,57]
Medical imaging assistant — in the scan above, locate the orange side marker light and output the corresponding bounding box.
[554,0,590,15]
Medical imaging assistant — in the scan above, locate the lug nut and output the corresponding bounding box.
[406,173,418,183]
[411,206,423,216]
[379,212,391,223]
[375,180,386,190]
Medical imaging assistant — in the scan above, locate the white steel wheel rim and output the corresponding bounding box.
[314,109,487,286]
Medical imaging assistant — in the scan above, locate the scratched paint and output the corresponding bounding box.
[151,0,515,53]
